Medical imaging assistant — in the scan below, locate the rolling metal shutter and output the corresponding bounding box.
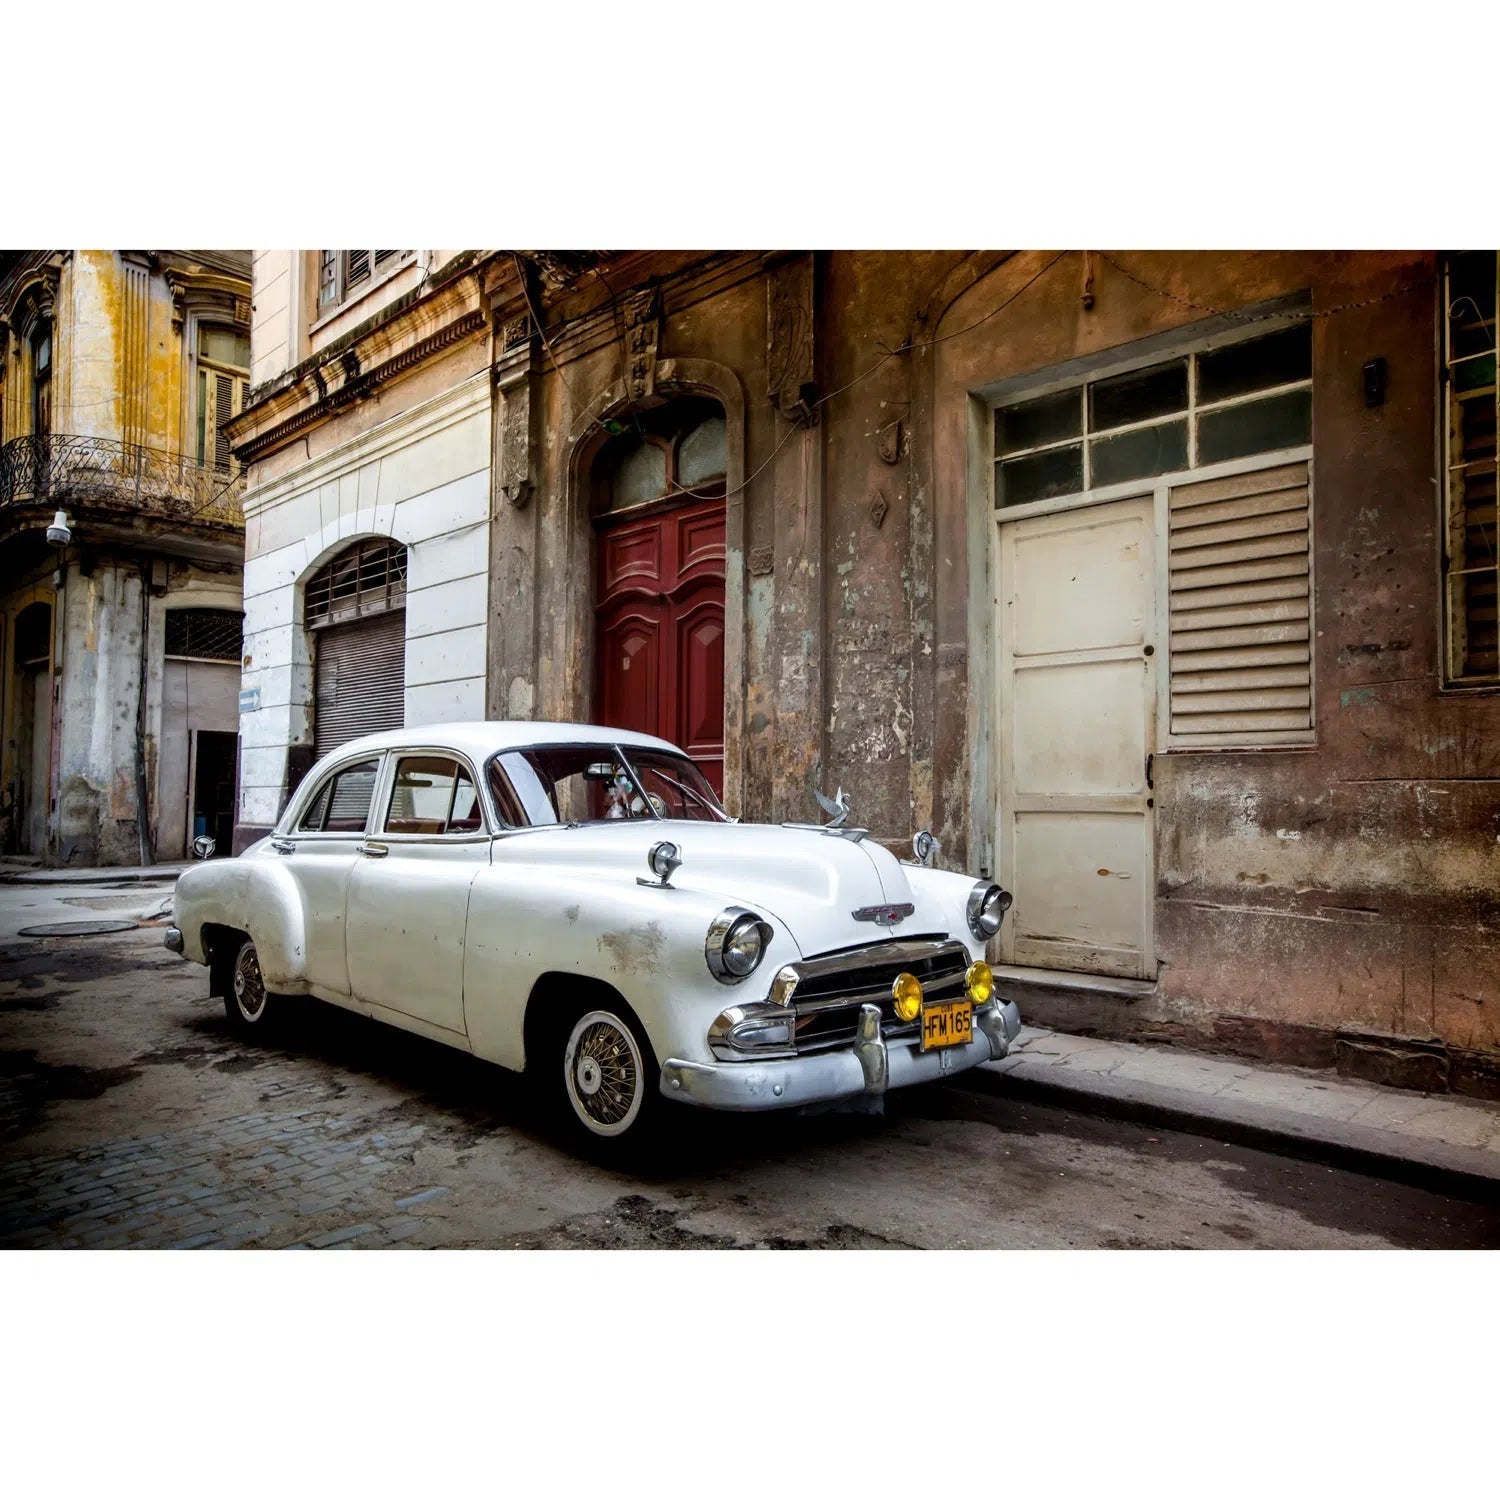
[314,609,406,758]
[1166,460,1313,746]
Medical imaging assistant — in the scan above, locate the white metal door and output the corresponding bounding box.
[997,496,1157,980]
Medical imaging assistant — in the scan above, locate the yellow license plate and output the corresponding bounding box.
[920,998,973,1051]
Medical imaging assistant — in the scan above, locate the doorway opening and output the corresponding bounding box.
[191,730,238,857]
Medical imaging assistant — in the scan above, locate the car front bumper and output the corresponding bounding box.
[659,998,1021,1112]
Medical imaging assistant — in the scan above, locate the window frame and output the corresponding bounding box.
[377,752,490,840]
[313,250,417,323]
[1439,250,1500,691]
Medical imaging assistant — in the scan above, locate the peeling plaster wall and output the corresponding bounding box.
[922,250,1500,1057]
[51,559,147,866]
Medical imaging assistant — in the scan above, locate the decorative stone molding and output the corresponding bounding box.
[227,267,489,465]
[164,267,250,335]
[766,253,817,426]
[623,288,661,403]
[495,337,537,511]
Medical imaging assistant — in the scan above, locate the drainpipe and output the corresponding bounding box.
[135,557,152,866]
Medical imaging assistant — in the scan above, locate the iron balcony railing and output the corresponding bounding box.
[0,433,245,529]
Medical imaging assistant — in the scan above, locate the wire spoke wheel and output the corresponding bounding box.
[232,940,267,1023]
[563,1010,646,1138]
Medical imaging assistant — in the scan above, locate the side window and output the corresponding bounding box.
[383,756,484,836]
[298,759,380,833]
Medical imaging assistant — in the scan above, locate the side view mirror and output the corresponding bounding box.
[192,835,217,860]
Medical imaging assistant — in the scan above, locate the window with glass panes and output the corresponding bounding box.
[196,325,250,473]
[993,323,1313,508]
[1441,252,1499,685]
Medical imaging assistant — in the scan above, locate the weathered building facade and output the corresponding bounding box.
[230,250,1500,1089]
[0,250,252,866]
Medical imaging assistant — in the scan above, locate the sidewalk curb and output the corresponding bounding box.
[0,869,183,887]
[955,1057,1500,1204]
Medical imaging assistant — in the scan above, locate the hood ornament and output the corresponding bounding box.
[781,785,870,841]
[814,787,851,828]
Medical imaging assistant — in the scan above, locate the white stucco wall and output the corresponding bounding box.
[237,370,492,829]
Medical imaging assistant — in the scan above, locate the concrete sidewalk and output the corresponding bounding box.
[0,859,188,886]
[963,1026,1500,1198]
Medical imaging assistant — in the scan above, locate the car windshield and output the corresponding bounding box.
[487,745,728,827]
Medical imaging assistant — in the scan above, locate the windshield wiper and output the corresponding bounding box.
[643,768,725,820]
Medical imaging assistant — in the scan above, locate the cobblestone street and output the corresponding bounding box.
[3,886,1499,1251]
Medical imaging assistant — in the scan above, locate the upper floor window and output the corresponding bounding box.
[1441,251,1499,686]
[196,325,250,473]
[993,323,1313,508]
[317,250,410,311]
[31,322,52,439]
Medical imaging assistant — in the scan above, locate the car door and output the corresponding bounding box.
[273,753,384,997]
[344,750,489,1037]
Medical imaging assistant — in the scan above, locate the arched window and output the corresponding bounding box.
[305,537,407,628]
[595,398,728,515]
[306,538,408,757]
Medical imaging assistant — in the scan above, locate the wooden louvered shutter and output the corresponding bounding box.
[314,610,406,758]
[345,250,371,292]
[373,250,400,271]
[1165,460,1314,746]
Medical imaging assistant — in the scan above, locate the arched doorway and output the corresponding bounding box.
[306,538,408,758]
[592,401,727,795]
[10,602,53,856]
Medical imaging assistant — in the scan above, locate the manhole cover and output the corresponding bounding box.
[17,919,138,937]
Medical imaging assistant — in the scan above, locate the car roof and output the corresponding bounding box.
[317,720,685,764]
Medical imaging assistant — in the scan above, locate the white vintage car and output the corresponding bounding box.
[167,721,1021,1151]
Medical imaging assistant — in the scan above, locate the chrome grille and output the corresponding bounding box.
[778,938,971,1055]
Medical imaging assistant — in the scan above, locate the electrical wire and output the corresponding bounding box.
[1096,250,1438,325]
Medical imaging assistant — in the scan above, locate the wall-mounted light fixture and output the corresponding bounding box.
[45,509,71,547]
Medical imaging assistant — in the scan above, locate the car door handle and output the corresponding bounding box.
[271,838,296,855]
[357,842,389,859]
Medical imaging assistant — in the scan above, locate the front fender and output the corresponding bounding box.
[462,867,800,1073]
[901,863,992,961]
[172,855,311,993]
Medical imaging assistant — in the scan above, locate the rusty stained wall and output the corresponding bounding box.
[485,249,1497,1057]
[924,250,1500,1055]
[501,251,965,837]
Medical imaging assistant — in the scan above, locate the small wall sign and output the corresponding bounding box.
[238,688,261,714]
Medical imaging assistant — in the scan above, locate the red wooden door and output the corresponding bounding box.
[596,494,726,796]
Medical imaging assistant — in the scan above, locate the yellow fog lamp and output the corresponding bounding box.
[965,960,994,1005]
[891,971,923,1023]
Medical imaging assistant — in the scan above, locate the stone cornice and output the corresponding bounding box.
[227,254,497,466]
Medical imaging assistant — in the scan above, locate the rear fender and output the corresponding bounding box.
[172,857,311,993]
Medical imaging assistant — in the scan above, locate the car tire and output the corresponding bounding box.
[221,936,282,1036]
[557,1002,663,1158]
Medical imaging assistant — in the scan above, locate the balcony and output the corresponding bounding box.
[0,434,245,532]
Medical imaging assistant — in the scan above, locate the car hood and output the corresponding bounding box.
[494,820,921,957]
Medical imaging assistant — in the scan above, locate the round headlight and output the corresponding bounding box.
[891,971,923,1022]
[966,881,1012,941]
[706,907,772,983]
